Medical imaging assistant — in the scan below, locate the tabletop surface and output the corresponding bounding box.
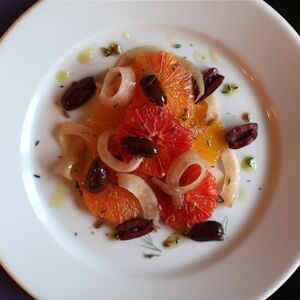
[0,1,299,299]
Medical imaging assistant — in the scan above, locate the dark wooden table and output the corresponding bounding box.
[0,1,299,299]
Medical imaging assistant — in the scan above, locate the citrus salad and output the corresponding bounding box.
[55,46,258,242]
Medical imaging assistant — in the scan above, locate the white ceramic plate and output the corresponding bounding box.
[0,1,299,299]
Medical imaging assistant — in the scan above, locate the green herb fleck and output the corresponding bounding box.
[60,85,64,88]
[243,156,257,171]
[141,234,162,252]
[93,220,103,229]
[35,140,40,146]
[163,232,183,248]
[174,43,182,48]
[189,44,193,47]
[222,83,240,94]
[180,108,189,121]
[106,232,119,240]
[101,43,122,57]
[242,112,252,122]
[143,253,160,259]
[33,174,40,178]
[207,139,212,147]
[206,119,216,126]
[90,231,94,235]
[217,194,225,204]
[247,179,251,183]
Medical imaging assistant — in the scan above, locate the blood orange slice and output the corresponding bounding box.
[114,104,193,178]
[75,156,142,224]
[157,165,218,229]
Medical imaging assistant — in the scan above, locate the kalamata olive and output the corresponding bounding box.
[226,123,258,149]
[122,136,158,158]
[188,221,224,242]
[85,157,108,193]
[195,68,224,103]
[61,76,96,111]
[115,218,154,240]
[141,74,167,106]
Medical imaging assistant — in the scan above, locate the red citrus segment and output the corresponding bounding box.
[157,166,218,229]
[115,104,193,178]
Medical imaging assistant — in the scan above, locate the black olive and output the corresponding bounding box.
[122,136,158,158]
[188,221,224,242]
[61,77,96,111]
[85,157,108,193]
[141,74,167,106]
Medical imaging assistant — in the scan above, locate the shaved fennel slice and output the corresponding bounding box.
[220,148,240,207]
[54,122,98,179]
[99,67,136,108]
[152,150,208,207]
[97,129,142,172]
[117,173,159,223]
[209,165,224,193]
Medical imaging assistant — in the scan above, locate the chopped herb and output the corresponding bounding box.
[144,253,160,259]
[217,194,225,203]
[101,43,122,57]
[93,220,103,229]
[74,232,78,236]
[174,43,182,48]
[242,112,252,122]
[210,165,215,168]
[90,231,94,235]
[189,44,193,47]
[60,85,64,88]
[172,64,179,72]
[35,140,40,146]
[163,233,183,248]
[141,234,162,252]
[206,119,216,126]
[62,109,70,118]
[247,179,251,183]
[106,232,119,240]
[207,139,212,147]
[227,177,231,185]
[243,156,257,171]
[33,174,40,178]
[180,108,189,121]
[222,83,240,94]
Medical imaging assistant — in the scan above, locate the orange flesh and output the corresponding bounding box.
[73,49,227,224]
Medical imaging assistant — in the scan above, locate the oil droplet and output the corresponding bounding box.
[122,32,130,39]
[49,181,72,209]
[209,49,219,63]
[193,51,207,63]
[163,232,184,249]
[239,187,248,201]
[77,47,92,64]
[55,69,69,83]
